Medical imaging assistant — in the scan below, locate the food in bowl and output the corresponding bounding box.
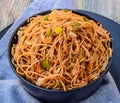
[11,10,112,92]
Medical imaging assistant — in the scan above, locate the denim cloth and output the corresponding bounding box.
[0,0,120,103]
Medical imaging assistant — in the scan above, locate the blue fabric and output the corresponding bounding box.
[0,0,120,103]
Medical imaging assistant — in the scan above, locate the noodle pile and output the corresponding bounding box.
[11,10,112,91]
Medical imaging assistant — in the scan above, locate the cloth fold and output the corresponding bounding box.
[0,0,120,103]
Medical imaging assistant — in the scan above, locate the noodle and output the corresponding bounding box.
[11,10,112,91]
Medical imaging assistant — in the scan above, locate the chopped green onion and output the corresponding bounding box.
[41,59,50,69]
[38,22,41,26]
[55,26,63,34]
[83,16,89,21]
[46,28,51,37]
[73,22,80,31]
[62,9,71,12]
[44,14,49,20]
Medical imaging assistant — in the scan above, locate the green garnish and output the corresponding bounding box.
[44,14,49,20]
[62,9,71,12]
[55,26,63,34]
[73,22,80,31]
[41,59,50,69]
[46,28,51,37]
[83,16,89,21]
[38,22,41,26]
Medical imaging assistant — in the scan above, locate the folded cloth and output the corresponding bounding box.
[0,0,120,103]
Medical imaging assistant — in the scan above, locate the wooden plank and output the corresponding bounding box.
[73,0,120,23]
[0,0,33,31]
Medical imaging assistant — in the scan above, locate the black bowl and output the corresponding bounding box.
[8,9,112,103]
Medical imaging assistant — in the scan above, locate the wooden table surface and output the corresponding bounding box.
[0,0,120,31]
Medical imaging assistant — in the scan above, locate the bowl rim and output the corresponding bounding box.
[8,9,113,93]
